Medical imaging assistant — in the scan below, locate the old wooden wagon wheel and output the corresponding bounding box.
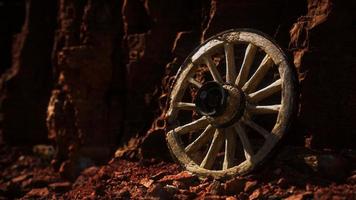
[166,29,297,178]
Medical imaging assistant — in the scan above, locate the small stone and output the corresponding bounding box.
[249,188,262,200]
[163,184,178,194]
[260,185,271,196]
[22,175,56,189]
[89,191,96,198]
[277,177,288,188]
[11,174,30,183]
[32,145,55,159]
[304,155,318,171]
[287,186,296,194]
[158,171,198,185]
[172,180,186,189]
[139,178,154,188]
[224,177,246,195]
[190,182,210,193]
[151,171,168,180]
[305,183,314,192]
[244,180,258,193]
[21,177,35,189]
[49,182,72,193]
[25,187,49,198]
[18,156,25,161]
[113,171,128,181]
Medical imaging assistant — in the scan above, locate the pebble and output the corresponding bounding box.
[11,174,30,183]
[277,177,288,188]
[158,171,198,185]
[244,180,258,193]
[172,180,186,189]
[164,184,179,194]
[249,188,262,200]
[49,181,72,192]
[151,171,168,180]
[139,178,154,188]
[25,187,49,198]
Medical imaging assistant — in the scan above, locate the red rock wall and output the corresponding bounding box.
[290,0,356,149]
[0,0,355,173]
[0,0,56,144]
[46,0,125,178]
[0,1,26,75]
[136,0,356,156]
[121,0,208,142]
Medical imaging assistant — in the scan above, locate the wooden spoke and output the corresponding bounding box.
[223,127,237,170]
[243,55,274,93]
[203,56,223,83]
[200,129,224,169]
[224,43,236,84]
[188,77,202,88]
[247,104,281,115]
[235,44,258,87]
[233,123,254,161]
[185,125,215,154]
[176,102,196,110]
[242,119,270,139]
[248,79,282,102]
[173,117,209,135]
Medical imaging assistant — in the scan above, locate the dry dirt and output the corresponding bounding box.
[1,141,355,200]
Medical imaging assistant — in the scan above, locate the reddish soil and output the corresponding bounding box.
[1,142,355,199]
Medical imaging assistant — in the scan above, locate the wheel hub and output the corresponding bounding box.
[195,81,228,117]
[195,81,245,127]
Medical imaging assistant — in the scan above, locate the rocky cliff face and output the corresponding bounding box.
[289,0,356,149]
[0,0,355,177]
[46,0,125,178]
[0,0,56,144]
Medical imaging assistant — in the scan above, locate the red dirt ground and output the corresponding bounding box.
[1,141,355,200]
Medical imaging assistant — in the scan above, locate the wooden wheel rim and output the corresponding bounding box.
[166,29,297,178]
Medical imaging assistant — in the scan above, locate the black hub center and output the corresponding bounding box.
[195,81,228,117]
[194,81,246,128]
